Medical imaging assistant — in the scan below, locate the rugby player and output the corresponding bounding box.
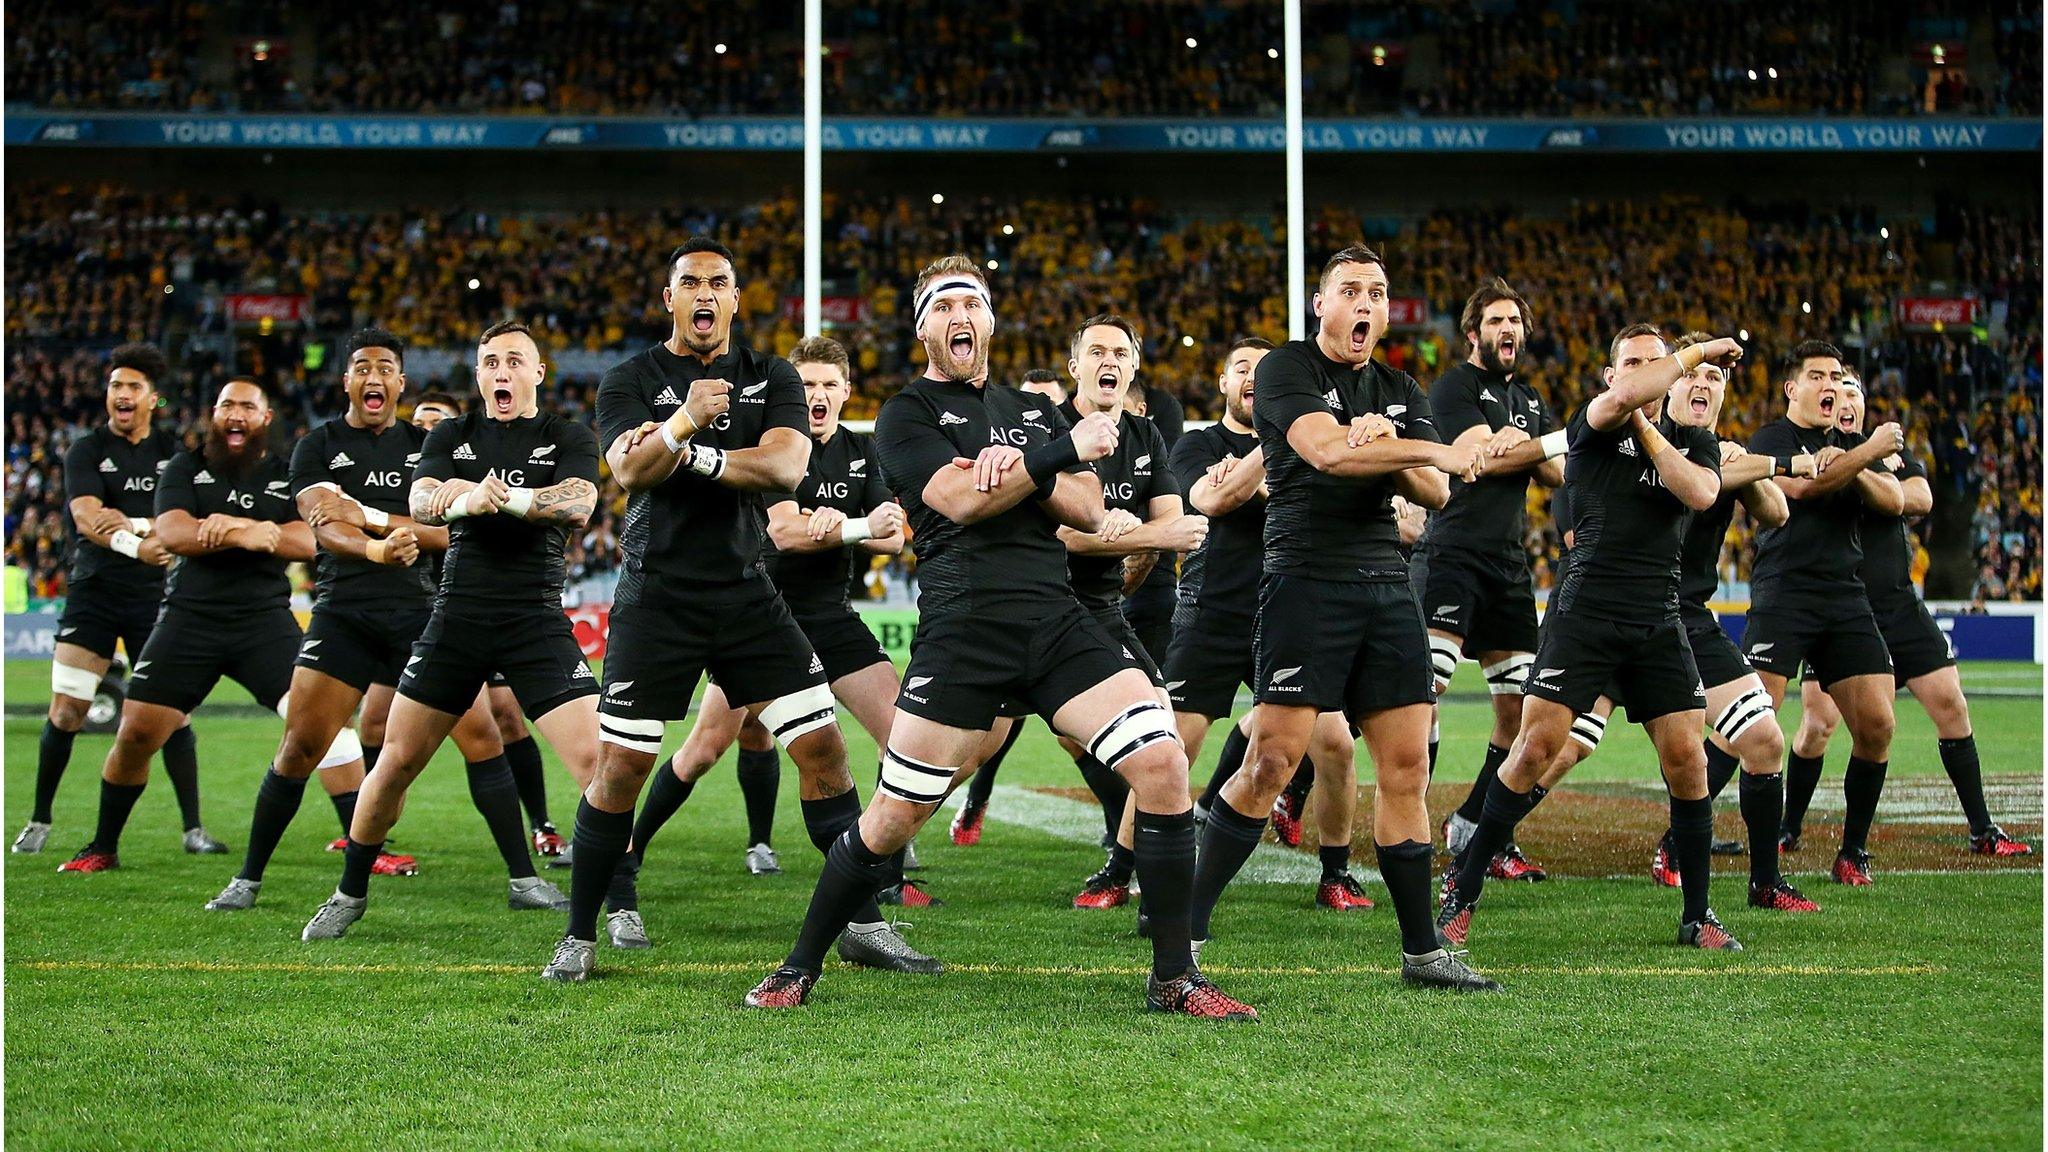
[300,321,599,938]
[1499,334,1823,913]
[1740,342,1905,885]
[1183,245,1494,991]
[19,344,217,856]
[59,378,313,872]
[1051,315,1206,908]
[1438,325,1737,951]
[544,239,930,982]
[1157,337,1374,911]
[208,331,533,911]
[627,336,914,890]
[1421,279,1567,883]
[745,255,1253,1017]
[1782,377,2029,858]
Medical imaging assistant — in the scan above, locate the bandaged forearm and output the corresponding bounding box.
[685,443,727,479]
[1539,429,1568,459]
[128,517,154,537]
[840,516,872,543]
[109,529,143,559]
[502,488,535,517]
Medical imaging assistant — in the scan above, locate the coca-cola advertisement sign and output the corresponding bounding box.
[1387,298,1429,328]
[224,294,311,323]
[1894,297,1978,330]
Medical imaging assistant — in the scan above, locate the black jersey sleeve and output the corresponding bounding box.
[1138,419,1179,503]
[415,419,458,484]
[858,435,895,513]
[63,436,106,504]
[1254,346,1329,453]
[1537,395,1561,436]
[1746,420,1799,460]
[1428,369,1485,443]
[557,419,602,486]
[287,425,329,497]
[1170,427,1227,495]
[1683,425,1723,483]
[764,356,807,436]
[595,359,656,453]
[875,393,958,506]
[1146,384,1185,447]
[1398,376,1442,444]
[154,452,197,516]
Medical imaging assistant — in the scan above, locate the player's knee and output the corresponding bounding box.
[1375,758,1429,803]
[1925,691,1970,738]
[1737,719,1784,769]
[46,696,88,731]
[1850,708,1895,755]
[1428,635,1460,697]
[1083,699,1180,776]
[275,726,328,776]
[1309,732,1355,777]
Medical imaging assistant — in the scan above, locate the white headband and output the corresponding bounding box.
[914,277,992,332]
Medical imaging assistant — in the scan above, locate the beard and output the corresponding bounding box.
[1478,339,1516,374]
[203,421,264,473]
[1225,395,1252,426]
[925,333,988,383]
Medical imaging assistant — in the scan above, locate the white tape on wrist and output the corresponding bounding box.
[685,444,727,479]
[129,517,153,537]
[362,505,390,531]
[502,488,535,518]
[109,529,143,559]
[840,516,872,544]
[660,421,688,453]
[1539,429,1568,459]
[442,499,470,522]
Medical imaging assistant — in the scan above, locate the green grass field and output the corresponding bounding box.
[5,658,2042,1150]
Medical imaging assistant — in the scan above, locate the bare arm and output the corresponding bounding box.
[1853,469,1905,517]
[408,476,474,526]
[1188,448,1266,516]
[66,496,134,545]
[1058,495,1196,556]
[261,520,317,562]
[1773,428,1900,501]
[1288,412,1476,480]
[1037,470,1105,533]
[1394,466,1450,510]
[713,426,811,494]
[1737,474,1790,529]
[1630,413,1720,512]
[510,478,598,530]
[1899,473,1934,518]
[608,424,686,491]
[157,509,235,556]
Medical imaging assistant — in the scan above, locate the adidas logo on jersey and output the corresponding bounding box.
[572,664,594,679]
[193,470,215,484]
[528,444,557,463]
[98,458,119,473]
[1323,390,1342,409]
[1619,438,1639,457]
[329,452,355,470]
[808,654,824,675]
[654,386,682,407]
[453,443,477,460]
[940,412,969,426]
[1480,389,1499,404]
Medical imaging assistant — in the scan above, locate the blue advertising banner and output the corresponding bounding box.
[6,113,2039,153]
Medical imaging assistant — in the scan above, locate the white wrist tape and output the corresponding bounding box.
[685,444,727,479]
[1539,429,1568,459]
[660,421,688,453]
[361,504,390,531]
[840,516,872,544]
[109,529,143,559]
[443,496,471,521]
[128,517,153,537]
[502,488,535,517]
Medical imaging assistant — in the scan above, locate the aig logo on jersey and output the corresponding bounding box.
[815,481,851,501]
[363,471,404,488]
[122,475,156,493]
[991,426,1031,448]
[1104,482,1136,501]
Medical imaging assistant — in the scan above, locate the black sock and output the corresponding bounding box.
[1104,840,1136,885]
[801,789,884,926]
[330,789,359,835]
[1739,772,1784,889]
[1938,736,1991,834]
[1132,809,1197,978]
[1197,725,1250,811]
[1284,759,1316,804]
[737,747,781,846]
[964,721,1024,810]
[338,837,383,899]
[361,743,381,775]
[238,768,309,882]
[1840,756,1888,855]
[1189,796,1266,940]
[1782,751,1824,837]
[630,760,695,864]
[1669,794,1713,922]
[1454,743,1511,823]
[1705,741,1741,802]
[161,726,202,831]
[1319,842,1350,880]
[566,798,633,941]
[502,735,550,829]
[1427,731,1440,779]
[466,756,536,880]
[606,853,640,914]
[1453,777,1544,904]
[786,827,895,973]
[90,779,146,854]
[1375,839,1440,955]
[33,720,79,824]
[1075,752,1130,843]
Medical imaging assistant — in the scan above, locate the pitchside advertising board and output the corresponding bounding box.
[7,114,2040,153]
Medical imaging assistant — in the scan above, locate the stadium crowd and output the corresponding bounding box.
[5,181,2039,605]
[7,0,2038,118]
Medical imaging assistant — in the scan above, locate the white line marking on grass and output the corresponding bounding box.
[969,784,1343,885]
[14,959,1946,979]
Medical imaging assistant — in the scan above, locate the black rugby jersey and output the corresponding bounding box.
[766,426,891,613]
[1747,419,1888,607]
[289,418,435,608]
[1419,361,1557,559]
[874,376,1089,618]
[62,425,180,596]
[1170,422,1263,623]
[597,342,806,606]
[414,410,599,612]
[1254,340,1439,582]
[1676,484,1739,617]
[1549,407,1720,625]
[155,448,301,615]
[1057,400,1177,610]
[1857,448,1926,610]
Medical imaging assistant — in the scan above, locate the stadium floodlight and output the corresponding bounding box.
[1002,224,1015,235]
[932,193,945,204]
[715,43,728,55]
[1186,37,1198,49]
[1802,301,1813,314]
[803,0,821,337]
[1739,328,1751,341]
[1748,69,1758,80]
[1881,227,1891,239]
[1182,335,1196,347]
[467,278,480,290]
[1268,47,1279,59]
[986,260,999,271]
[1768,67,1778,79]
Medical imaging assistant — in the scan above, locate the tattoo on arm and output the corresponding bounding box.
[527,479,596,528]
[410,478,447,525]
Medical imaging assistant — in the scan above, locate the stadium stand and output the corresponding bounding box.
[6,0,2038,117]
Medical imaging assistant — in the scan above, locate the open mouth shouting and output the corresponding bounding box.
[490,383,516,417]
[947,326,977,369]
[1095,370,1121,401]
[691,305,718,338]
[111,397,138,422]
[222,421,249,450]
[1348,319,1372,355]
[809,399,829,428]
[361,384,388,417]
[1687,384,1711,419]
[1496,333,1518,365]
